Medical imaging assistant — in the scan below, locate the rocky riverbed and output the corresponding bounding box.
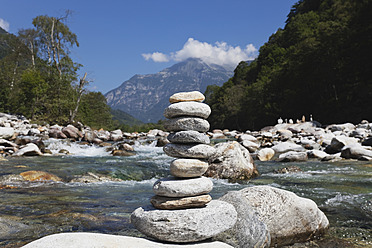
[1,108,372,247]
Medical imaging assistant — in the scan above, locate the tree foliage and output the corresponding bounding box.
[206,0,372,130]
[0,12,113,129]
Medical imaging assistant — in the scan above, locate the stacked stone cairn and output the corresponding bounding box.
[131,91,237,243]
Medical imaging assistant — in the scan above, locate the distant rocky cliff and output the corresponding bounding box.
[105,58,233,123]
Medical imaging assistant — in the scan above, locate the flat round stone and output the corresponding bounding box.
[131,200,237,243]
[153,176,213,197]
[169,91,205,103]
[150,194,212,210]
[163,143,215,159]
[164,117,210,132]
[167,130,210,144]
[164,102,211,119]
[170,158,209,177]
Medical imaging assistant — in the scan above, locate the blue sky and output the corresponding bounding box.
[1,0,298,94]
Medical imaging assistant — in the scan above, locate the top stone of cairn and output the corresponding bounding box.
[169,91,205,104]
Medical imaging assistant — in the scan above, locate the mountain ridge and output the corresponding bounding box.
[105,58,235,123]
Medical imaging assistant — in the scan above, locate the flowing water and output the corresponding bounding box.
[0,141,371,247]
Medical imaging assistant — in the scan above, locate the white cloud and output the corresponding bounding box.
[142,52,169,62]
[142,38,258,69]
[0,18,9,32]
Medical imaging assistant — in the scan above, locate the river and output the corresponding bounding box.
[0,140,371,247]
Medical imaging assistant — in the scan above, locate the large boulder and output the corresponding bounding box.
[205,141,258,181]
[22,233,234,248]
[0,127,15,139]
[131,200,237,243]
[240,186,329,247]
[164,102,211,119]
[215,191,271,248]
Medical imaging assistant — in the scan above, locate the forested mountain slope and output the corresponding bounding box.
[206,0,372,130]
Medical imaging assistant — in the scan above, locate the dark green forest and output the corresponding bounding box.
[0,12,113,129]
[206,0,372,130]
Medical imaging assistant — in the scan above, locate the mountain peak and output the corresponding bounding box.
[105,59,233,123]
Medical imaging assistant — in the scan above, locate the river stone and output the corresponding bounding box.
[325,135,359,154]
[69,172,123,183]
[214,191,271,248]
[240,186,329,247]
[83,130,96,143]
[257,148,275,161]
[62,125,82,140]
[151,194,212,210]
[169,91,205,104]
[110,129,123,142]
[164,117,210,132]
[271,141,305,153]
[205,141,258,181]
[167,130,210,144]
[22,233,234,248]
[170,158,209,177]
[48,126,68,139]
[163,143,215,159]
[153,176,213,197]
[341,144,372,160]
[278,151,308,162]
[0,138,17,148]
[131,200,237,243]
[164,102,211,119]
[240,140,260,152]
[237,134,259,144]
[0,127,15,139]
[20,170,63,182]
[13,143,43,156]
[307,149,329,159]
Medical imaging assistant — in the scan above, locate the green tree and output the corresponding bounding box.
[17,69,48,119]
[78,92,113,130]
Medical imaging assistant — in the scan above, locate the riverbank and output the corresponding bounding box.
[1,112,372,163]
